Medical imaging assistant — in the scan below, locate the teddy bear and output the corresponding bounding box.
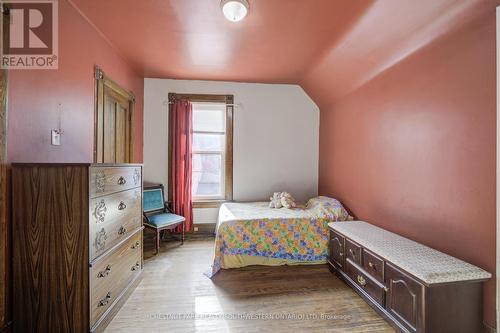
[280,191,296,209]
[269,191,297,209]
[269,192,283,208]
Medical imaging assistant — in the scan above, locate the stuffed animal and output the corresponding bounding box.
[280,192,296,209]
[269,192,283,208]
[269,191,297,209]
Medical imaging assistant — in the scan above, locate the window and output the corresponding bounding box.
[192,102,226,200]
[168,93,233,208]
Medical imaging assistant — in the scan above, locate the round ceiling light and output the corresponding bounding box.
[221,0,249,22]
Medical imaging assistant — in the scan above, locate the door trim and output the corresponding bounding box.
[94,66,136,163]
[0,49,8,332]
[496,5,500,330]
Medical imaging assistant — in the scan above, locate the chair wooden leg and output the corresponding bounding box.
[156,229,160,255]
[181,221,185,244]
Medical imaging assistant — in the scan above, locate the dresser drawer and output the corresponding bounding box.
[345,259,385,306]
[362,248,384,283]
[345,238,361,265]
[90,232,142,327]
[90,188,142,261]
[90,166,142,198]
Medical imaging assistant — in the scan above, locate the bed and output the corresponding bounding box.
[209,196,352,276]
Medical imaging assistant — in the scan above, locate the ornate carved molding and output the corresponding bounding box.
[92,200,107,223]
[94,228,107,252]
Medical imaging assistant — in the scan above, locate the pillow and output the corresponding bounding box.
[306,196,352,221]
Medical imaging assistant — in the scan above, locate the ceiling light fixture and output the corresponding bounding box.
[221,0,249,22]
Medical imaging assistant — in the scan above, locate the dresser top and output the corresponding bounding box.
[328,221,491,285]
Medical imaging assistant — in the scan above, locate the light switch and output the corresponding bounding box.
[51,130,61,146]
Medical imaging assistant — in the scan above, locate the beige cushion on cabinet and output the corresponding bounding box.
[328,221,491,285]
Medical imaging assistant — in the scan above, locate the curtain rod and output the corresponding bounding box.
[165,101,239,107]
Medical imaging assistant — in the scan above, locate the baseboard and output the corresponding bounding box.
[143,227,215,243]
[192,223,216,235]
[0,321,12,333]
[484,321,497,333]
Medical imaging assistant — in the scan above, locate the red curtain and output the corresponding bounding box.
[170,99,193,232]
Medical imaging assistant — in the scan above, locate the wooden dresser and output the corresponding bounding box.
[328,221,491,333]
[12,163,143,333]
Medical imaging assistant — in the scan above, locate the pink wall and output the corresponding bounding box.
[309,14,496,326]
[7,0,143,163]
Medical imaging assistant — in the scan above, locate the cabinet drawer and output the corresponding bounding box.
[385,263,424,333]
[90,232,142,327]
[90,166,142,198]
[362,248,384,283]
[345,259,385,306]
[90,188,142,261]
[328,230,345,268]
[345,238,361,265]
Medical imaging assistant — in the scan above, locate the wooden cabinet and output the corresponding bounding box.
[327,222,490,333]
[12,163,143,333]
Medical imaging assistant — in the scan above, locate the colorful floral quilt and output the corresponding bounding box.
[210,197,352,276]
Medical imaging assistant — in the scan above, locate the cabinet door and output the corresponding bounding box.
[385,263,424,333]
[328,230,345,268]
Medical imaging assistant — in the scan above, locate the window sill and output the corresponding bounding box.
[192,200,228,209]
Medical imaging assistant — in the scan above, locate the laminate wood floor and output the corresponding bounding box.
[104,237,395,333]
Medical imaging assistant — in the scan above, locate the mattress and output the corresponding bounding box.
[209,199,351,276]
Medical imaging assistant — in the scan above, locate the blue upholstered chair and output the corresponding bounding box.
[143,184,185,254]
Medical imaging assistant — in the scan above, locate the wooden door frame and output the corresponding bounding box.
[94,66,136,163]
[0,51,8,333]
[0,5,9,331]
[496,6,500,330]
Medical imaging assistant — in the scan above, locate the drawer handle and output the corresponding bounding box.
[118,176,126,185]
[131,241,141,249]
[98,292,111,307]
[118,201,127,210]
[131,262,140,271]
[368,262,376,270]
[339,252,344,257]
[384,286,389,292]
[97,265,111,278]
[118,226,127,235]
[357,275,367,287]
[349,248,356,258]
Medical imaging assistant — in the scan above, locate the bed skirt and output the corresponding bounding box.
[220,254,326,270]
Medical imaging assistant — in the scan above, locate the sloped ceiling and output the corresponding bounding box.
[69,0,498,105]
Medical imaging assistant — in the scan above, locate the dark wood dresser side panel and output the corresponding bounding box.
[12,166,90,333]
[425,282,483,333]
